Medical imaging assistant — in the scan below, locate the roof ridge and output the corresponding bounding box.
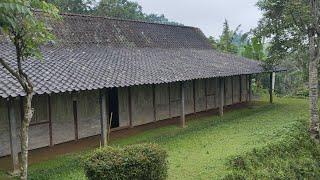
[58,12,197,29]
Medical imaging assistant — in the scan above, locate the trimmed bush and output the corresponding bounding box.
[83,143,168,180]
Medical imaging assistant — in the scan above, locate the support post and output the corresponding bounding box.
[48,95,53,146]
[239,75,242,102]
[7,98,20,174]
[100,89,108,146]
[152,84,156,122]
[269,72,273,103]
[180,82,186,128]
[248,74,252,102]
[219,78,224,116]
[72,96,78,141]
[272,72,276,92]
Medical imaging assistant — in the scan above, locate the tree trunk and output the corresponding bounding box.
[20,93,33,180]
[309,0,320,140]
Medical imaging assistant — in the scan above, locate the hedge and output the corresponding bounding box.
[83,143,168,180]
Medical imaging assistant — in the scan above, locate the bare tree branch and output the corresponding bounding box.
[0,57,28,92]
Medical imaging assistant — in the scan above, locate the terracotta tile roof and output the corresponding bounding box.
[0,13,276,98]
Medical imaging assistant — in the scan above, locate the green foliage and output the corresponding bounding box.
[240,36,267,61]
[0,0,60,60]
[209,20,240,54]
[96,0,144,20]
[255,0,315,93]
[47,0,95,14]
[256,0,311,65]
[83,143,168,180]
[95,0,180,25]
[223,120,320,179]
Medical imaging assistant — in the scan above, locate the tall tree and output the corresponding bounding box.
[95,0,180,24]
[209,20,240,54]
[256,0,320,140]
[95,0,144,20]
[47,0,95,14]
[144,13,181,25]
[0,1,60,179]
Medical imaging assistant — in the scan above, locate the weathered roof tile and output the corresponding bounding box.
[0,13,278,98]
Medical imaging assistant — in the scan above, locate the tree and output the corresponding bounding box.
[144,13,181,25]
[256,0,320,140]
[240,35,266,61]
[47,0,95,14]
[209,20,240,54]
[0,1,60,179]
[95,0,180,24]
[95,0,145,20]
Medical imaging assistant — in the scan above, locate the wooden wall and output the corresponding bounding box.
[131,85,154,126]
[155,84,170,121]
[0,75,251,157]
[118,87,130,127]
[195,79,206,112]
[0,99,10,157]
[206,78,218,109]
[184,81,195,114]
[77,90,100,139]
[51,93,75,144]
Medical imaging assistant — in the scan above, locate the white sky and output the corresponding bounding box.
[134,0,262,38]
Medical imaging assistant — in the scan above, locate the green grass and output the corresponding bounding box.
[4,96,312,179]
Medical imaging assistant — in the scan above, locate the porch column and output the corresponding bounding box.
[7,98,20,173]
[219,78,224,116]
[180,82,186,128]
[99,89,108,146]
[248,75,252,102]
[269,72,273,103]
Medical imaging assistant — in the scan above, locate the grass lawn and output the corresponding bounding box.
[1,96,309,179]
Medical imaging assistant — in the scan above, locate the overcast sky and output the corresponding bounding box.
[134,0,262,38]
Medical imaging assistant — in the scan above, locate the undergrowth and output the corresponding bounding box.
[223,120,320,179]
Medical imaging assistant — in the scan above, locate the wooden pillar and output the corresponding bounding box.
[128,87,133,128]
[269,72,273,103]
[152,84,156,122]
[7,98,20,173]
[248,74,252,102]
[193,80,196,114]
[72,95,79,141]
[48,95,53,146]
[99,89,108,146]
[239,75,242,102]
[180,82,186,128]
[272,72,276,92]
[219,78,225,116]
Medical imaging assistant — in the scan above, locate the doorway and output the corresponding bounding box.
[108,88,119,128]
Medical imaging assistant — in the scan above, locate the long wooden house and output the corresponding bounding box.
[0,13,278,170]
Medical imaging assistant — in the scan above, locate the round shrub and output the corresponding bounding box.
[83,143,168,180]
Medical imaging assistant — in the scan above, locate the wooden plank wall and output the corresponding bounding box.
[77,90,101,139]
[155,84,170,121]
[184,81,194,114]
[0,99,10,157]
[169,82,181,118]
[51,93,75,145]
[224,77,233,105]
[241,75,248,102]
[118,87,130,127]
[206,78,218,109]
[131,85,154,126]
[232,76,241,104]
[0,75,251,157]
[195,79,206,112]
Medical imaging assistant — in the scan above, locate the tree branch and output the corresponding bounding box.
[0,57,28,92]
